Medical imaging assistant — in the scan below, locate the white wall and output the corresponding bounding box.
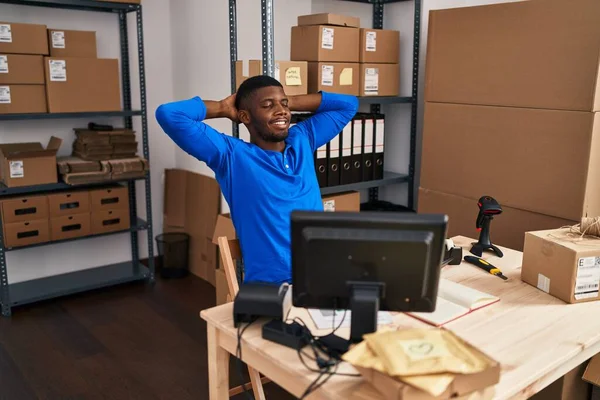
[0,0,176,283]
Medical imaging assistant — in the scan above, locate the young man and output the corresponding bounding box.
[156,76,358,284]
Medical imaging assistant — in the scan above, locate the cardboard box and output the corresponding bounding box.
[0,55,44,84]
[420,102,600,221]
[89,187,128,211]
[425,0,600,112]
[0,22,48,55]
[163,169,220,286]
[522,228,600,304]
[1,195,48,223]
[0,137,61,188]
[307,62,359,96]
[3,219,49,248]
[0,85,47,114]
[44,57,121,113]
[47,191,91,217]
[359,63,399,97]
[359,29,399,64]
[297,13,360,28]
[530,361,592,400]
[50,213,91,241]
[91,209,129,234]
[235,60,308,96]
[291,25,359,62]
[322,191,360,212]
[48,29,97,58]
[417,188,577,252]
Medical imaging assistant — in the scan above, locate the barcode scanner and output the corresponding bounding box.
[470,195,504,258]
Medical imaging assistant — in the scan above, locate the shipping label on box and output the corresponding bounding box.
[522,228,600,303]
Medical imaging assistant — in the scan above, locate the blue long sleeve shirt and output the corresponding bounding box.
[155,91,359,284]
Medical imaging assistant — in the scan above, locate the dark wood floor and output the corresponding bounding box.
[0,273,296,400]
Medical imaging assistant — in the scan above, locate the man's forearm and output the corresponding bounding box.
[203,100,228,119]
[288,93,323,113]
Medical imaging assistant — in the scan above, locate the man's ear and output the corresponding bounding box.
[238,109,251,124]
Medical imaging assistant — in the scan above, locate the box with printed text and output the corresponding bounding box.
[522,228,600,304]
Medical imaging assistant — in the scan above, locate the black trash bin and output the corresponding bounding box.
[155,232,190,279]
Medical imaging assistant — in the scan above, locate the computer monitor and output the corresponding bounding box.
[290,211,448,343]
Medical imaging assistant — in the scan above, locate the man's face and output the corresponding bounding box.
[246,86,291,143]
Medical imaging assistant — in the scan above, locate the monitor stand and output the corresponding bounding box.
[348,281,385,343]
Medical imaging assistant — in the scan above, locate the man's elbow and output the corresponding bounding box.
[347,95,359,115]
[155,103,172,128]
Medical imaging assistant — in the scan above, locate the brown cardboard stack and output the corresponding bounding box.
[290,13,399,97]
[0,22,49,114]
[57,156,148,185]
[418,0,600,251]
[72,128,138,160]
[291,13,360,95]
[0,21,122,114]
[89,186,130,234]
[1,194,50,248]
[48,190,92,241]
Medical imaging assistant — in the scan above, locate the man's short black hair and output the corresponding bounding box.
[235,75,283,110]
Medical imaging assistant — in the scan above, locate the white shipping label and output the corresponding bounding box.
[364,67,379,95]
[321,27,334,50]
[537,274,550,293]
[274,63,281,83]
[321,65,334,87]
[352,120,362,155]
[330,136,340,158]
[0,55,8,73]
[0,24,12,43]
[342,124,352,157]
[375,120,385,152]
[574,256,600,300]
[364,120,374,153]
[366,31,377,52]
[0,86,10,104]
[9,161,24,178]
[51,31,66,48]
[323,200,335,212]
[49,60,67,81]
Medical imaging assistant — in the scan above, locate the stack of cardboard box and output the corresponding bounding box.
[290,13,400,97]
[72,128,138,160]
[418,0,600,251]
[0,21,121,114]
[0,186,130,248]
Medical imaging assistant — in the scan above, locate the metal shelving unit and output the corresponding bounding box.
[228,0,421,209]
[0,0,154,317]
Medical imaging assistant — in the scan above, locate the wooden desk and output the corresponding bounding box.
[200,236,600,399]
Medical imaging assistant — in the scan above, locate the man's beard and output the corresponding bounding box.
[257,129,288,143]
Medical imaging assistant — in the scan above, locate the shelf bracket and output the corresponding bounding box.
[368,0,384,203]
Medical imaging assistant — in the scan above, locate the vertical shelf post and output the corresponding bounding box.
[229,0,239,139]
[261,0,275,77]
[368,1,385,203]
[135,4,155,281]
[0,214,10,316]
[408,0,421,211]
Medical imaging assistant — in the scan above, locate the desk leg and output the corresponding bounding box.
[207,323,229,400]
